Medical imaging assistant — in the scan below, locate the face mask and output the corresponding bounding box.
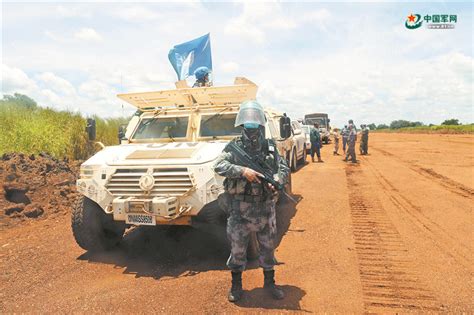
[243,127,263,147]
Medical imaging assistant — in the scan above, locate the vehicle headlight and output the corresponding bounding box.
[80,165,99,179]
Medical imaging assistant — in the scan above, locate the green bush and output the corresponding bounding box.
[374,124,474,134]
[0,94,129,160]
[441,118,460,125]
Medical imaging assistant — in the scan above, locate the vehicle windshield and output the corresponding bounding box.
[200,113,241,137]
[306,118,326,126]
[132,116,189,140]
[301,126,310,133]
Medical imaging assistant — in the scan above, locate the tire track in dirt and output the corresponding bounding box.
[372,147,474,198]
[363,157,472,270]
[345,165,442,313]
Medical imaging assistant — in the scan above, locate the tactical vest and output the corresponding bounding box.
[224,138,278,202]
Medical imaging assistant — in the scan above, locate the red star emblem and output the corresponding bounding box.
[408,14,416,22]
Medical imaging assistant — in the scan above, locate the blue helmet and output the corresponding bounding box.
[235,100,266,127]
[194,66,210,80]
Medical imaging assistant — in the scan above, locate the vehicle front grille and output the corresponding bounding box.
[105,168,194,197]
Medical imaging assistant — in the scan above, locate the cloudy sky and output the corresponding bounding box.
[1,1,472,127]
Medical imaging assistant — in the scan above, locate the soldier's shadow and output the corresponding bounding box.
[236,285,308,312]
[275,194,302,247]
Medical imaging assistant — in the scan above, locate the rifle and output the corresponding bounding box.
[225,141,297,204]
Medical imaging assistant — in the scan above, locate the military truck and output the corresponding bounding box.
[304,113,331,144]
[72,77,294,252]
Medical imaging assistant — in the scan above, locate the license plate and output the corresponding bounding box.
[126,214,156,226]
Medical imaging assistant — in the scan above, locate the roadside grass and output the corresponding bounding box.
[0,101,128,160]
[374,125,474,134]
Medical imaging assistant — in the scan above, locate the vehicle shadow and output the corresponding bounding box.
[78,225,230,279]
[78,194,301,281]
[236,285,309,312]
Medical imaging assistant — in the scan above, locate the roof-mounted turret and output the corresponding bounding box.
[117,77,257,111]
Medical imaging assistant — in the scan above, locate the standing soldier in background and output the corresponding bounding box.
[213,100,289,302]
[341,125,349,154]
[332,128,340,155]
[192,66,212,87]
[359,124,369,155]
[310,123,324,163]
[344,124,357,163]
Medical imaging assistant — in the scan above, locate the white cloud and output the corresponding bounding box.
[55,5,91,18]
[224,3,297,44]
[252,48,474,127]
[1,64,38,93]
[74,28,102,42]
[112,6,161,21]
[220,62,240,73]
[36,72,77,97]
[301,9,332,31]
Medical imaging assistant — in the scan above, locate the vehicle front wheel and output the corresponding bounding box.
[71,196,125,252]
[299,146,307,165]
[291,149,297,172]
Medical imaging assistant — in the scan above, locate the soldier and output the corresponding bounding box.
[310,123,324,163]
[344,124,357,163]
[213,100,290,302]
[341,125,349,154]
[192,66,212,88]
[359,124,369,155]
[332,128,340,155]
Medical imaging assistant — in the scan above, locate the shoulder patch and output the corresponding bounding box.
[268,145,275,152]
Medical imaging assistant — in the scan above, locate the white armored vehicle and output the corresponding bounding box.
[72,77,294,251]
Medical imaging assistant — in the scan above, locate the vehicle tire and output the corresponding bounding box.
[247,232,260,260]
[71,195,125,252]
[286,171,293,195]
[195,200,227,226]
[291,149,297,172]
[278,171,293,205]
[299,146,307,165]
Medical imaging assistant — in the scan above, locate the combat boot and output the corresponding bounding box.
[317,157,324,163]
[228,271,243,302]
[311,156,315,162]
[263,270,285,300]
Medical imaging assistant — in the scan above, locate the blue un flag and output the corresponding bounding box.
[168,33,212,80]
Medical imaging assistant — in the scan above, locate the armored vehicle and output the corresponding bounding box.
[72,77,293,251]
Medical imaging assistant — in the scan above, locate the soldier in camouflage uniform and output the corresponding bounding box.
[344,123,357,163]
[213,100,290,302]
[359,124,369,155]
[341,125,349,154]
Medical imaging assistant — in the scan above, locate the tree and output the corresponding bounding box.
[390,120,424,129]
[1,93,37,109]
[367,123,377,130]
[441,118,460,125]
[390,120,411,129]
[376,124,389,129]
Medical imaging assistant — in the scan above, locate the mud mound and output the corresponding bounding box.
[0,152,81,228]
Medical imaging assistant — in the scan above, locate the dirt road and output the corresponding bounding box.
[1,133,472,313]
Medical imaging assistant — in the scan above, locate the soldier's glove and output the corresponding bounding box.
[267,183,279,197]
[242,167,263,183]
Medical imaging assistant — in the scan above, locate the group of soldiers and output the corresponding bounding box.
[332,120,370,163]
